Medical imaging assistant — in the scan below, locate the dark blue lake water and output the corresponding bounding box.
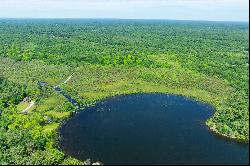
[59,93,249,165]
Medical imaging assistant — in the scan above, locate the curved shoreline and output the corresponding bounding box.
[57,92,249,164]
[56,91,249,144]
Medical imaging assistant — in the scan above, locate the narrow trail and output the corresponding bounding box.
[52,67,81,108]
[54,75,73,88]
[53,67,79,88]
[21,68,79,113]
[21,101,35,113]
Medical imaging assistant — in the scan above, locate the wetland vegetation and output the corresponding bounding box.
[0,19,249,164]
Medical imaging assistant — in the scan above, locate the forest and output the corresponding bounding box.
[0,19,249,164]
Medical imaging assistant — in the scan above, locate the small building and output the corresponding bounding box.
[22,97,31,103]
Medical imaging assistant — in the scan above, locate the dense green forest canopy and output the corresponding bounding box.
[0,19,249,164]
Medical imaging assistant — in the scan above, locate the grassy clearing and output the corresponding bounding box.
[35,94,65,112]
[43,123,60,133]
[16,102,30,111]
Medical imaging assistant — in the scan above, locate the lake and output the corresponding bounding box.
[59,93,249,165]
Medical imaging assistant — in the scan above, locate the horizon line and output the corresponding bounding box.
[0,17,249,23]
